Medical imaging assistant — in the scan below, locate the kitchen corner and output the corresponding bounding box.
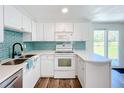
[0,5,113,88]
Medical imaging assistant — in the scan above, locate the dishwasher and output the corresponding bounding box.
[0,69,23,88]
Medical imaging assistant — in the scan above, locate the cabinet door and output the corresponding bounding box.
[23,68,34,88]
[55,23,65,32]
[35,57,41,81]
[0,5,4,42]
[64,23,73,32]
[56,23,73,32]
[41,55,54,77]
[23,33,32,41]
[22,15,31,32]
[32,57,41,87]
[32,21,37,41]
[4,5,22,30]
[36,23,44,41]
[44,23,55,41]
[55,32,73,41]
[77,57,84,87]
[75,55,78,75]
[73,23,89,41]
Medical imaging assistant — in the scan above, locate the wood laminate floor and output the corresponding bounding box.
[34,77,82,88]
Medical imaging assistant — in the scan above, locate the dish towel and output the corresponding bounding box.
[26,59,33,69]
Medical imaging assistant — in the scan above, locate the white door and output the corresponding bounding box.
[4,5,22,30]
[0,5,4,42]
[108,31,119,66]
[94,30,119,66]
[94,30,105,56]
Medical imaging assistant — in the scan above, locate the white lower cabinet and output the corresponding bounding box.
[76,55,111,88]
[23,61,34,88]
[23,56,41,88]
[54,70,75,78]
[77,56,85,87]
[40,55,54,77]
[32,56,41,87]
[85,62,111,88]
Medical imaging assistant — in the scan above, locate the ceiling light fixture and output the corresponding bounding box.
[62,8,68,14]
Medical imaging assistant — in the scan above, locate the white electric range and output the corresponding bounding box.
[54,43,75,78]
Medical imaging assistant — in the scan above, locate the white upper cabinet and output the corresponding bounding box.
[36,23,44,41]
[44,23,55,41]
[4,5,32,33]
[0,5,4,42]
[4,6,22,30]
[64,23,73,32]
[55,32,73,41]
[23,32,32,41]
[31,21,37,41]
[55,23,73,41]
[55,23,73,32]
[22,15,32,32]
[73,23,90,41]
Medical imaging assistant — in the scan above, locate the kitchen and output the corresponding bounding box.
[0,5,123,88]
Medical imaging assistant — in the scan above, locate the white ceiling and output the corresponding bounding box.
[18,5,124,22]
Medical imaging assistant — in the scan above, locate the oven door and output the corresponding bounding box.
[55,54,75,70]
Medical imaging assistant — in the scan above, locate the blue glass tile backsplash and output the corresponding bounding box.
[0,29,86,61]
[0,29,23,60]
[24,41,86,51]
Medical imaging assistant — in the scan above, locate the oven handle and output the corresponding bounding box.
[4,75,20,88]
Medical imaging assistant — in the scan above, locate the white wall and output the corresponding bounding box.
[92,22,124,68]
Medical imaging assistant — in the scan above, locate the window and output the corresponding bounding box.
[94,30,105,56]
[94,30,119,66]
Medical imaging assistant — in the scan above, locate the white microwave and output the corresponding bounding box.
[55,32,73,41]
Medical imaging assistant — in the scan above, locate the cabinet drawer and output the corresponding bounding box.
[41,55,54,60]
[41,55,47,59]
[54,70,75,78]
[47,55,54,59]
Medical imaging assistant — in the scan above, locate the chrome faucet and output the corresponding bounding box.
[12,43,23,58]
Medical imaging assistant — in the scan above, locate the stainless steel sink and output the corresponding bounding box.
[19,54,35,58]
[2,59,27,65]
